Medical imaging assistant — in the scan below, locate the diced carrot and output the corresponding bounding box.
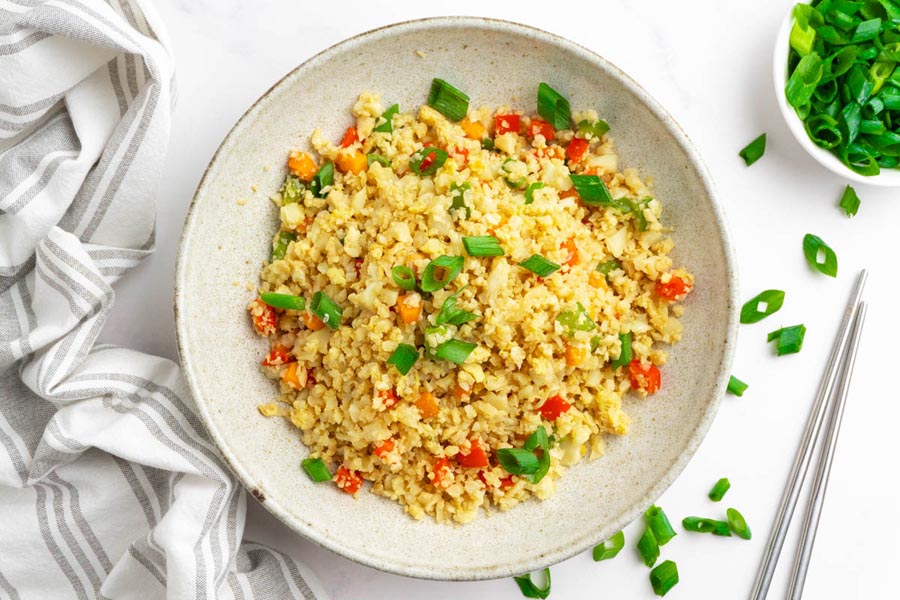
[261,345,293,366]
[248,298,277,336]
[302,312,326,331]
[340,127,359,148]
[458,440,489,468]
[566,138,589,163]
[415,391,439,418]
[373,438,395,458]
[460,118,486,140]
[495,114,520,135]
[565,344,587,367]
[588,271,608,289]
[528,118,555,141]
[561,237,579,267]
[336,151,367,174]
[396,292,423,324]
[335,466,363,495]
[378,388,398,409]
[281,362,305,390]
[655,275,692,301]
[451,383,470,400]
[430,457,452,489]
[629,359,661,394]
[287,151,317,182]
[560,187,580,200]
[538,395,571,420]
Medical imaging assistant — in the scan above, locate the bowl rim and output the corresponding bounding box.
[773,5,900,187]
[174,15,739,580]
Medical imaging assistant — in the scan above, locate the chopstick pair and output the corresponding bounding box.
[750,269,868,600]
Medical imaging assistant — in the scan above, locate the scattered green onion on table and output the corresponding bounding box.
[740,289,785,324]
[709,478,732,502]
[513,568,551,599]
[768,324,807,356]
[727,375,749,397]
[592,531,625,562]
[803,233,839,277]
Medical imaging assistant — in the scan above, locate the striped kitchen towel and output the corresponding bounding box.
[0,1,327,598]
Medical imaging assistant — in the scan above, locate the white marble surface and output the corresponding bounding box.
[99,0,897,597]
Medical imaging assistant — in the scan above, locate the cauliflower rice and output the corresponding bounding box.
[248,82,693,524]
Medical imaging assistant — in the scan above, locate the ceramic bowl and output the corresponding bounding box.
[774,6,900,186]
[175,17,737,580]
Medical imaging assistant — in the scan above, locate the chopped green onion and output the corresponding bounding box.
[636,527,659,568]
[649,560,679,597]
[310,162,333,198]
[727,375,749,397]
[391,265,416,291]
[309,291,342,330]
[513,568,551,599]
[481,137,494,150]
[524,182,545,205]
[577,118,610,139]
[708,478,731,502]
[372,103,398,133]
[739,133,766,166]
[596,259,621,282]
[434,339,476,365]
[522,426,551,484]
[367,153,391,167]
[537,82,571,130]
[682,516,732,536]
[569,174,613,205]
[727,507,752,540]
[387,343,419,375]
[838,184,860,217]
[740,289,785,324]
[803,233,838,277]
[409,147,448,176]
[768,324,807,356]
[592,530,625,562]
[435,285,479,327]
[420,255,464,292]
[428,78,469,122]
[462,235,504,257]
[497,448,540,475]
[449,182,471,218]
[301,458,332,482]
[270,231,296,261]
[519,254,561,277]
[852,18,882,43]
[501,158,528,189]
[611,332,632,369]
[557,303,596,335]
[279,174,305,204]
[260,292,306,311]
[644,505,677,546]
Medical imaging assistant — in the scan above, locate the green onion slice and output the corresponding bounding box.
[481,137,494,151]
[387,343,419,375]
[739,133,767,166]
[708,478,731,502]
[577,118,610,139]
[301,458,332,482]
[435,285,479,327]
[649,560,679,597]
[449,182,471,218]
[524,182,545,205]
[434,339,476,365]
[727,375,749,397]
[596,259,621,281]
[391,265,416,291]
[740,289,785,324]
[682,516,732,536]
[637,527,659,568]
[420,255,464,292]
[310,162,333,198]
[726,507,752,540]
[309,291,342,330]
[610,332,633,369]
[557,302,596,335]
[519,254,561,277]
[260,292,306,311]
[409,147,449,176]
[803,233,838,277]
[592,530,625,562]
[462,235,504,257]
[372,103,398,133]
[522,426,551,484]
[767,324,807,356]
[838,184,860,217]
[501,158,528,189]
[569,174,613,205]
[279,174,305,204]
[497,447,540,475]
[513,568,551,600]
[537,82,571,130]
[428,78,469,122]
[270,231,296,261]
[367,153,391,167]
[644,505,677,546]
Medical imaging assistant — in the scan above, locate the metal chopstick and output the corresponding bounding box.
[787,301,867,599]
[749,269,867,600]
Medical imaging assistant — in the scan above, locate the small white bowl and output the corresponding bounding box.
[774,7,900,186]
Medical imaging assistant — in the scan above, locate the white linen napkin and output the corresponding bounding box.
[0,1,328,598]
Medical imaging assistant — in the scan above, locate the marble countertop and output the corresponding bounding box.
[101,1,896,597]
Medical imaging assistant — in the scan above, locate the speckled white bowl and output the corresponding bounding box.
[175,17,738,581]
